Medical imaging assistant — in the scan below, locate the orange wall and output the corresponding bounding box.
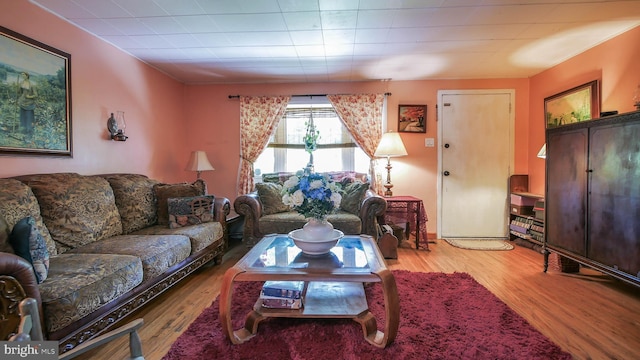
[3,1,638,233]
[0,0,188,183]
[528,26,640,195]
[185,79,531,231]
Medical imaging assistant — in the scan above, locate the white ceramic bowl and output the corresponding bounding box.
[288,229,344,255]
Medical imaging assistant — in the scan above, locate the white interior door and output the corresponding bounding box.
[437,90,514,239]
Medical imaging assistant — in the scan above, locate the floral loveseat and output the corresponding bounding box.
[0,173,229,353]
[234,171,386,246]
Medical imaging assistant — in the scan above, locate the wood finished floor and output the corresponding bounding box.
[75,238,640,360]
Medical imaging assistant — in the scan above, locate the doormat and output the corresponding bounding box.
[444,238,514,250]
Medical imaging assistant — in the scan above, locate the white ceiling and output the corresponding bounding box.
[31,0,640,84]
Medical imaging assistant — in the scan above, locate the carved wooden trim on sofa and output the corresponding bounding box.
[55,240,225,353]
[0,276,27,340]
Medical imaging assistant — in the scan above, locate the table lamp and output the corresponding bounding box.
[374,132,408,197]
[186,150,215,179]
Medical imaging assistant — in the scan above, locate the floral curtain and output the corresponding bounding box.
[327,93,385,194]
[237,96,290,196]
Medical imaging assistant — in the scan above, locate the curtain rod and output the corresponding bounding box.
[228,92,391,99]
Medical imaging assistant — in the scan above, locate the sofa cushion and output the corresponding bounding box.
[340,181,370,215]
[102,174,159,234]
[133,222,224,254]
[259,211,361,236]
[16,173,123,253]
[39,253,143,334]
[0,216,12,253]
[154,180,206,226]
[256,182,289,215]
[9,216,50,283]
[168,195,215,229]
[0,178,57,256]
[69,234,191,281]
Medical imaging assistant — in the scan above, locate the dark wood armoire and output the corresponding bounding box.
[544,110,640,287]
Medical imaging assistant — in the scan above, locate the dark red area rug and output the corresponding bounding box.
[163,270,571,360]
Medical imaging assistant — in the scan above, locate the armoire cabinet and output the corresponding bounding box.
[544,110,640,287]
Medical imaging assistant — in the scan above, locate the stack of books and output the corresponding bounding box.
[259,280,305,309]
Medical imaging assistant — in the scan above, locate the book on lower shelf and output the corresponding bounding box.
[259,281,306,309]
[261,280,305,299]
[259,295,303,309]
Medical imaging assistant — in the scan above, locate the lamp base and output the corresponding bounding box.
[383,183,393,197]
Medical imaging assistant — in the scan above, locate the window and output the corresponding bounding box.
[254,99,369,178]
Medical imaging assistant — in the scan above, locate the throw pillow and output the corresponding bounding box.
[340,181,370,215]
[168,195,215,229]
[256,182,290,215]
[9,217,50,284]
[0,217,14,253]
[154,179,206,226]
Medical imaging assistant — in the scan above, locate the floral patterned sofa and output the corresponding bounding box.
[234,171,386,246]
[0,173,229,353]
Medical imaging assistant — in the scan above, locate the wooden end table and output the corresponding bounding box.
[384,195,429,250]
[219,234,400,348]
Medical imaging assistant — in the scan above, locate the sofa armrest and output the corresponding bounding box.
[214,196,231,226]
[359,190,387,240]
[233,192,262,244]
[0,252,44,338]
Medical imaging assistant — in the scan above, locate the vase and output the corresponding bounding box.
[302,218,334,240]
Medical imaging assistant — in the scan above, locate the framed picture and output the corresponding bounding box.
[545,80,599,128]
[398,104,427,133]
[0,26,72,156]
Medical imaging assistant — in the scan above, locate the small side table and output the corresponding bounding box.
[384,196,429,250]
[226,210,244,243]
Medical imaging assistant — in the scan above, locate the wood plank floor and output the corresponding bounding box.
[75,238,640,360]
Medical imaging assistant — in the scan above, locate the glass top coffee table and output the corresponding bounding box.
[219,234,399,348]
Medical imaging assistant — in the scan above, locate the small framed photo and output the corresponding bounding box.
[398,105,426,133]
[544,80,599,128]
[0,26,72,156]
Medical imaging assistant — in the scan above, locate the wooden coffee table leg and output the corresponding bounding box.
[354,269,400,348]
[219,267,265,344]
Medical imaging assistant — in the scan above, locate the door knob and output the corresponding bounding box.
[444,143,450,148]
[444,171,450,176]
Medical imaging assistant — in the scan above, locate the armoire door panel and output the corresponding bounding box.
[588,122,640,276]
[546,129,588,255]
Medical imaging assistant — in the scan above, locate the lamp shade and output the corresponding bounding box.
[185,151,215,172]
[537,144,546,159]
[375,132,408,157]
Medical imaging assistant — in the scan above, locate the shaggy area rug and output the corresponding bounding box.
[163,271,570,360]
[444,238,514,251]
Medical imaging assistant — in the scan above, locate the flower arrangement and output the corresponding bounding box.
[282,171,342,220]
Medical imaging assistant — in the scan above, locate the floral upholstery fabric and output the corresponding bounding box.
[0,178,57,256]
[340,181,370,215]
[16,173,123,253]
[259,211,361,236]
[255,182,290,215]
[132,222,223,253]
[39,253,143,334]
[102,174,159,234]
[153,180,206,226]
[68,234,191,281]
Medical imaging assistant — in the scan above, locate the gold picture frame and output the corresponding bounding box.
[545,80,599,128]
[0,26,72,156]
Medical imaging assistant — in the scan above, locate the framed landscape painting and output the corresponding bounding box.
[545,80,599,128]
[0,26,72,156]
[398,104,427,133]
